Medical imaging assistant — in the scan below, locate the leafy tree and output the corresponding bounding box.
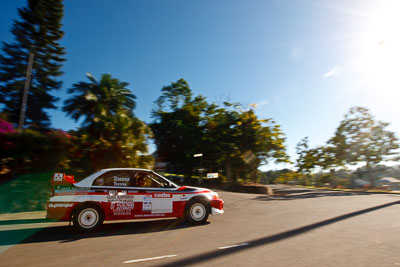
[234,109,290,181]
[329,107,399,185]
[152,80,290,182]
[63,73,152,173]
[202,105,290,182]
[0,0,65,128]
[296,137,319,175]
[151,79,207,177]
[295,137,329,185]
[317,145,345,171]
[201,102,242,182]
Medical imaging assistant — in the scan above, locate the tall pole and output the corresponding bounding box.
[18,52,34,134]
[200,155,204,179]
[194,153,203,183]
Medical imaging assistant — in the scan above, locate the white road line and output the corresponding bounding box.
[218,243,250,250]
[122,255,177,264]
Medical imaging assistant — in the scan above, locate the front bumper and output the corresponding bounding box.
[210,199,224,215]
[211,207,224,215]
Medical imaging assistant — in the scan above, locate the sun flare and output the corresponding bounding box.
[356,0,400,98]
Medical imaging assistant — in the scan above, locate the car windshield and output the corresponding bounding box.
[151,171,178,188]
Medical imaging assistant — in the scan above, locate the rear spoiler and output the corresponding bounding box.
[51,172,76,185]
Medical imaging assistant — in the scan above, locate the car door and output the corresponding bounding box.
[91,170,136,219]
[133,171,174,215]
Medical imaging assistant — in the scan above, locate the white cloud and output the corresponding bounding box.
[323,66,343,78]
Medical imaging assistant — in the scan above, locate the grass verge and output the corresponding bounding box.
[0,172,52,214]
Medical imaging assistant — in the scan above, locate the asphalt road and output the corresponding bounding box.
[1,188,400,266]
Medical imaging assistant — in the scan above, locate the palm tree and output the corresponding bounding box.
[63,73,153,172]
[63,73,136,127]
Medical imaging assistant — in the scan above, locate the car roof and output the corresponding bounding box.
[100,168,152,172]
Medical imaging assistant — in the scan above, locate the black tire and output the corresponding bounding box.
[184,198,210,225]
[73,204,104,233]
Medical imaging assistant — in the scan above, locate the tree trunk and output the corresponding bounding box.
[366,162,374,187]
[330,169,336,188]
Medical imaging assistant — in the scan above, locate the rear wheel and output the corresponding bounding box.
[73,204,104,232]
[184,198,210,224]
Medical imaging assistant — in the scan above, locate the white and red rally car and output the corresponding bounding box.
[47,168,224,232]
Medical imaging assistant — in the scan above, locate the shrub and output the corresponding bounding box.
[0,129,74,181]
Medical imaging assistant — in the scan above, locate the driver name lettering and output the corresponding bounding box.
[113,177,130,187]
[114,177,130,182]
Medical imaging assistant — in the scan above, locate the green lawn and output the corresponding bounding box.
[0,172,52,214]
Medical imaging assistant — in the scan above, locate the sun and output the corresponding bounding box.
[355,0,400,98]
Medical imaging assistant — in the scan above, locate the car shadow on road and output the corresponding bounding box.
[0,219,205,247]
[253,190,373,201]
[156,200,400,267]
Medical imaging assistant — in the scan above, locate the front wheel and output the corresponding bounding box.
[73,204,104,233]
[184,199,210,224]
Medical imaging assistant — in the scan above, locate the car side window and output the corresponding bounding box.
[134,172,163,188]
[93,171,134,187]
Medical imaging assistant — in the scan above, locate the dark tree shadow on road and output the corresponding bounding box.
[0,219,206,247]
[156,200,400,267]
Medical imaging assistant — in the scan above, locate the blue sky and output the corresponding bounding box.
[1,0,399,170]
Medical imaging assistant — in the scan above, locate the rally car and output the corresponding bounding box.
[46,168,224,232]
